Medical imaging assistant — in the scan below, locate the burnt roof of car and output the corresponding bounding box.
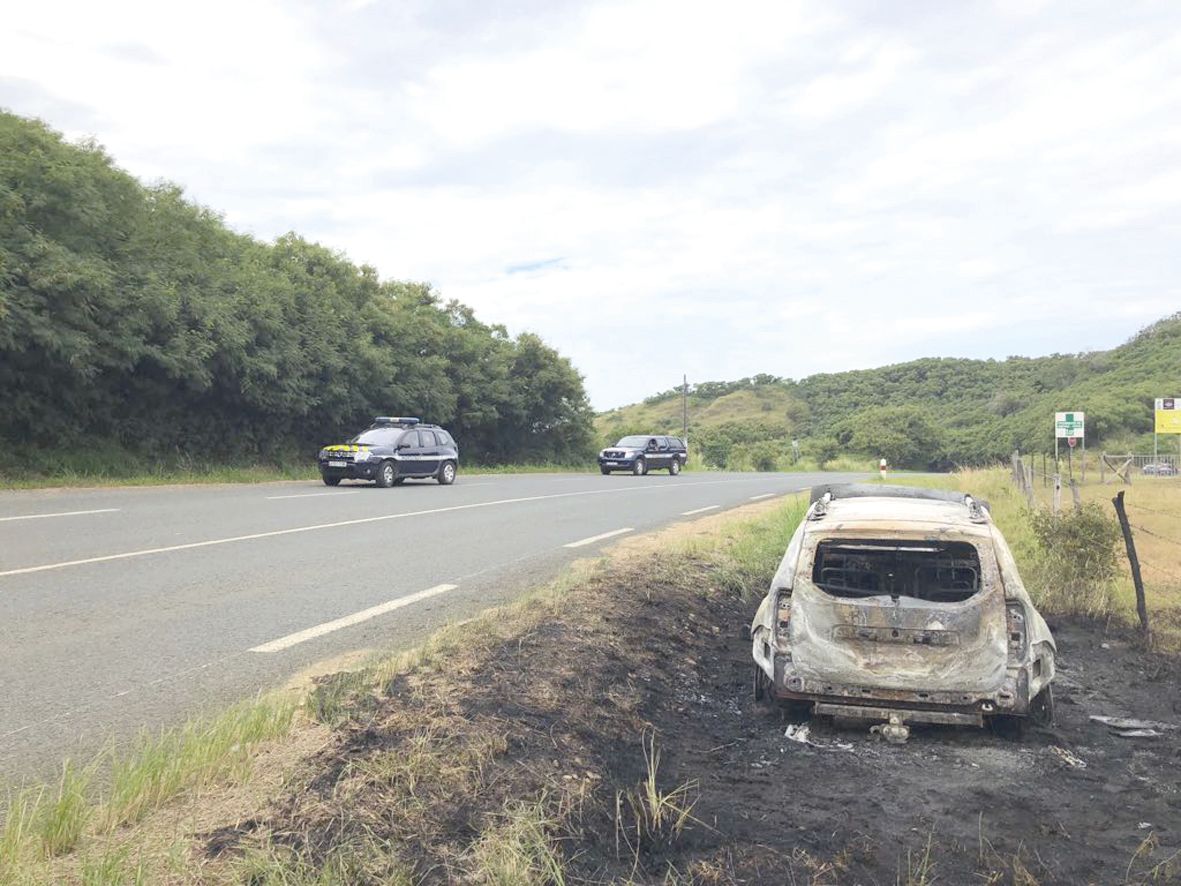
[809,483,989,513]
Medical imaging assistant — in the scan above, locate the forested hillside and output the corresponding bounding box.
[598,313,1181,470]
[0,112,595,471]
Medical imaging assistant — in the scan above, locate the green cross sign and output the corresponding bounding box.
[1054,411,1085,438]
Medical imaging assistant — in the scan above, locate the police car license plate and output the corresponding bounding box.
[328,460,347,467]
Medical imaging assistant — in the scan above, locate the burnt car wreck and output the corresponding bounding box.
[751,484,1056,738]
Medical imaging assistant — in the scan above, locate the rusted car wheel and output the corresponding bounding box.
[753,664,770,703]
[1030,685,1055,727]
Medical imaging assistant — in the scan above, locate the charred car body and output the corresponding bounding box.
[751,484,1056,733]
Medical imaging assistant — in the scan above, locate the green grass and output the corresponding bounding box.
[0,456,603,490]
[104,696,296,828]
[0,459,319,490]
[0,694,296,883]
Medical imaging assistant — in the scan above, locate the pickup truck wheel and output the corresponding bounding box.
[600,467,611,475]
[669,458,681,476]
[632,458,646,476]
[322,475,341,487]
[375,461,397,488]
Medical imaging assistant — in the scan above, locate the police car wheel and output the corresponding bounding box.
[437,461,457,485]
[322,475,341,487]
[632,457,646,476]
[375,461,397,488]
[669,459,681,476]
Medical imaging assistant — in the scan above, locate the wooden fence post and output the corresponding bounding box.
[1052,474,1061,515]
[1112,491,1150,637]
[1069,479,1082,513]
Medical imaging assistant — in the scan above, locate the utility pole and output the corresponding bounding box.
[682,374,688,442]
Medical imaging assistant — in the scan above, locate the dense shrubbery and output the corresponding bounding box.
[605,312,1180,470]
[1027,503,1122,614]
[0,113,595,466]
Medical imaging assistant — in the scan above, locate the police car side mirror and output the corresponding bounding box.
[397,443,411,450]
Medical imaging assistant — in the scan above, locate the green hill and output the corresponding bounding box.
[596,314,1181,470]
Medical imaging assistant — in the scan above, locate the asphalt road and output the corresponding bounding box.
[0,470,862,780]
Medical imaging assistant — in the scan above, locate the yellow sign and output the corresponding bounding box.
[1156,398,1181,434]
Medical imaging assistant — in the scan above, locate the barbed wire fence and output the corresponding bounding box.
[1009,450,1181,638]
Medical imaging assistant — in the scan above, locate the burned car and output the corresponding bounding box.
[751,484,1055,736]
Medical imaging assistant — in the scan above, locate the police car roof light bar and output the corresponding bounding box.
[373,416,421,426]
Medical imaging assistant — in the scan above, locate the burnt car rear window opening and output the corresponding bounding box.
[810,540,982,603]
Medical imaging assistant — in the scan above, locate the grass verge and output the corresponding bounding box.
[0,695,295,883]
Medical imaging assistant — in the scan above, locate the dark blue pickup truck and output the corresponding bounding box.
[598,435,687,476]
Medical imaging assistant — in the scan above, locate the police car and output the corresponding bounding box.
[317,417,459,487]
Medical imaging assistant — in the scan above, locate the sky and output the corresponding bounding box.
[3,0,1179,409]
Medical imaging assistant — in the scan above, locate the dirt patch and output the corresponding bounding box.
[203,506,1181,884]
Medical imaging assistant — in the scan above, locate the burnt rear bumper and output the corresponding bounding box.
[772,657,1032,722]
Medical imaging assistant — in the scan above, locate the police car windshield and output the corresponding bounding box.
[616,436,654,448]
[352,428,401,445]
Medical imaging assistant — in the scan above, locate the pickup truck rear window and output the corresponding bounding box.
[811,540,981,603]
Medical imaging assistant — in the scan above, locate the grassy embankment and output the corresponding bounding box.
[0,446,868,490]
[0,458,597,491]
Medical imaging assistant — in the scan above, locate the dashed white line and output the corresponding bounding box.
[563,527,634,548]
[681,505,720,516]
[266,491,363,500]
[0,481,737,580]
[249,584,459,653]
[0,508,120,523]
[749,493,776,501]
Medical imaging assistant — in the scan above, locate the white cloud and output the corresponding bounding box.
[2,0,1180,408]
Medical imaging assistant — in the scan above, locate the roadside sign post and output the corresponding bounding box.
[1155,398,1180,469]
[1055,412,1085,482]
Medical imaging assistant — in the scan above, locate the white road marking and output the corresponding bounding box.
[249,584,459,653]
[563,527,634,548]
[749,493,776,501]
[266,491,363,500]
[681,505,720,516]
[0,508,120,523]
[0,481,738,579]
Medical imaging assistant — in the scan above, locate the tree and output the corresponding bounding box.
[847,405,945,470]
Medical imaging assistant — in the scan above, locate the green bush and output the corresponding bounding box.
[1027,503,1121,614]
